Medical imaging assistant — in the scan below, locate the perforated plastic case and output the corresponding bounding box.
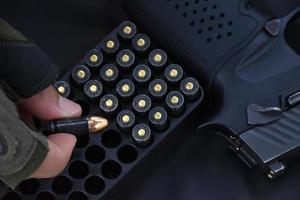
[3,21,204,200]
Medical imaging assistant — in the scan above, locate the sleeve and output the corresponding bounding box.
[0,19,55,197]
[0,89,48,198]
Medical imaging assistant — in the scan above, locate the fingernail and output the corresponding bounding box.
[58,96,82,117]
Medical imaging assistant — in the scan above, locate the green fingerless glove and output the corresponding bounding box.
[0,89,48,198]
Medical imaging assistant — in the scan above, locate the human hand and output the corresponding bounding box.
[18,85,82,179]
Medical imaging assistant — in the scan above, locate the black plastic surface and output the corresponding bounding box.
[126,0,263,85]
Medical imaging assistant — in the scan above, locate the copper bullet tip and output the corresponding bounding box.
[88,116,108,133]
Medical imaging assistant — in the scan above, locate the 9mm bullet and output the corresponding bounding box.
[100,64,119,85]
[148,107,169,132]
[99,94,119,117]
[40,116,108,136]
[132,33,151,54]
[116,49,136,72]
[132,94,152,116]
[148,79,168,101]
[102,36,120,55]
[118,21,137,40]
[165,91,185,116]
[180,77,203,101]
[54,81,71,98]
[84,80,103,100]
[84,49,104,68]
[132,123,152,148]
[71,65,91,86]
[164,64,184,85]
[117,110,136,133]
[148,49,168,71]
[132,64,152,86]
[116,79,135,101]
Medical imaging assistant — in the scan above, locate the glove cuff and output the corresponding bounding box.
[0,90,48,189]
[0,19,58,100]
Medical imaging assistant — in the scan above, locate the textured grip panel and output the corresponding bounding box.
[126,0,261,83]
[240,105,300,164]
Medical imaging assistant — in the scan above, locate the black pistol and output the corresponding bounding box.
[126,0,300,178]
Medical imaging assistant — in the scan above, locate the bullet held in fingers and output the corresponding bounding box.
[40,116,108,136]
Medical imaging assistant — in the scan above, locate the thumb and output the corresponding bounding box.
[19,85,82,120]
[29,133,77,179]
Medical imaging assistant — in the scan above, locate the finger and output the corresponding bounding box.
[29,133,77,179]
[18,85,82,120]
